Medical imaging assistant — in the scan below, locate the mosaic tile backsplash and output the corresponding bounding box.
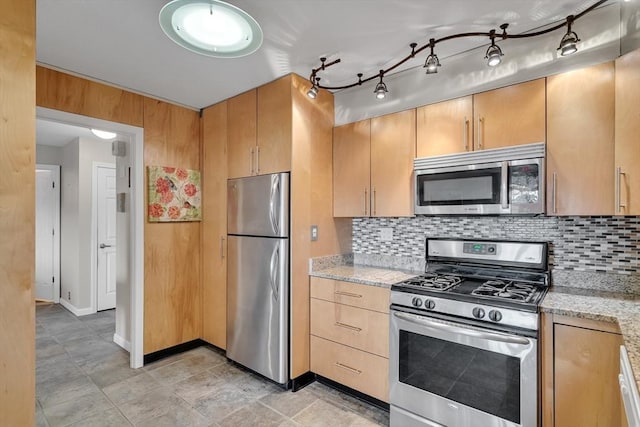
[352,216,640,275]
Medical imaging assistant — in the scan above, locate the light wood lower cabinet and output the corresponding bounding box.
[542,314,628,427]
[310,277,390,402]
[311,336,389,402]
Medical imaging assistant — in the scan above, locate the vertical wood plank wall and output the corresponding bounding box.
[143,99,202,353]
[0,1,36,424]
[35,66,202,355]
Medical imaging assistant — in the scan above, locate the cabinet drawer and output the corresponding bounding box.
[311,335,389,402]
[311,298,389,358]
[310,277,390,313]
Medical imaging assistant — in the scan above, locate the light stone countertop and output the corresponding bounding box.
[541,286,640,393]
[309,264,418,288]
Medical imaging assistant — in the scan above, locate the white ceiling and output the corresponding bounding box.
[36,0,605,110]
[36,119,114,147]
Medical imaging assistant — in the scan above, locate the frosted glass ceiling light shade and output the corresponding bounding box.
[91,129,117,140]
[159,0,263,58]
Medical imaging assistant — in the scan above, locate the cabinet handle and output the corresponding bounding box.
[220,236,225,259]
[334,322,362,332]
[256,146,260,174]
[500,161,509,209]
[334,290,362,298]
[335,362,362,375]
[249,148,254,175]
[364,188,368,216]
[477,117,484,149]
[372,187,377,216]
[463,118,469,151]
[552,172,558,214]
[616,167,626,213]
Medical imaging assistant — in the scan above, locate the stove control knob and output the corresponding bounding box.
[411,297,423,308]
[472,307,485,319]
[425,300,436,310]
[489,310,503,322]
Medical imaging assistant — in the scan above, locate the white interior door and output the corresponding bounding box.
[35,166,60,302]
[97,165,117,311]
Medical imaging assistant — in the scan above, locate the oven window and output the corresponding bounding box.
[399,330,520,423]
[417,168,501,206]
[510,164,540,204]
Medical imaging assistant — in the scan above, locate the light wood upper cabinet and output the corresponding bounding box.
[227,90,257,179]
[333,120,371,217]
[543,314,627,427]
[546,62,615,216]
[257,76,292,175]
[473,78,546,150]
[615,49,640,215]
[370,109,416,217]
[417,96,473,157]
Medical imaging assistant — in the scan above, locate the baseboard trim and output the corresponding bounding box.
[59,299,95,317]
[113,333,131,351]
[315,375,390,411]
[291,371,316,391]
[143,339,207,365]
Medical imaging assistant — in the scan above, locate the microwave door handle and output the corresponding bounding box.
[500,161,509,209]
[393,311,531,346]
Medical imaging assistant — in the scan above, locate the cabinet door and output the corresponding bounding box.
[257,76,292,175]
[473,78,545,150]
[201,102,227,349]
[547,62,615,215]
[370,109,416,217]
[227,90,256,179]
[333,120,371,217]
[554,324,624,427]
[615,49,640,215]
[417,96,472,157]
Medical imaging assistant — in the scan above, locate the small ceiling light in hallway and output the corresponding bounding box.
[91,129,117,140]
[159,0,263,58]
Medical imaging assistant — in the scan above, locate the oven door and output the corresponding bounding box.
[390,308,537,427]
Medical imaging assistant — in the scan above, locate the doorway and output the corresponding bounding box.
[35,164,60,303]
[94,163,117,311]
[37,106,145,369]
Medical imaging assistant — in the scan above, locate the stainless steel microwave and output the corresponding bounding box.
[414,143,545,215]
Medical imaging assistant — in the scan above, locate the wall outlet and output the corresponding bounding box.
[311,225,318,241]
[379,227,394,241]
[67,291,71,301]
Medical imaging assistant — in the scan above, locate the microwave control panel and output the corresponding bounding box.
[463,242,497,255]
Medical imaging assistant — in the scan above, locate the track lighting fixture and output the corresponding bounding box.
[558,15,580,56]
[306,0,607,99]
[307,77,320,99]
[374,71,388,99]
[485,30,504,67]
[424,39,441,74]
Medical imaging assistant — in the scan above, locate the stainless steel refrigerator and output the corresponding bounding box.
[226,172,289,385]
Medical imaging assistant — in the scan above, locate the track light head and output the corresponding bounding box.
[307,77,320,99]
[558,16,580,56]
[424,39,441,74]
[485,32,504,67]
[374,71,388,99]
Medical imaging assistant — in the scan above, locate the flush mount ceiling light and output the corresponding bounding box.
[91,129,117,140]
[159,0,263,58]
[306,0,607,100]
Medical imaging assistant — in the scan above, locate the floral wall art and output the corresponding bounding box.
[147,166,201,222]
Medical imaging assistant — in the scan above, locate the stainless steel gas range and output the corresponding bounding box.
[389,238,549,427]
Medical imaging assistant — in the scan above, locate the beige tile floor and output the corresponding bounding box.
[35,304,389,426]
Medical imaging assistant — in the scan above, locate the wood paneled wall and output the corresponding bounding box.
[36,66,202,355]
[143,99,202,353]
[0,1,36,425]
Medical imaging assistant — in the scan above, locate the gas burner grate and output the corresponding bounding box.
[400,273,462,291]
[472,280,538,302]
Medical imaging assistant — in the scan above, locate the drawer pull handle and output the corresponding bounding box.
[335,322,362,332]
[335,362,362,375]
[334,291,362,298]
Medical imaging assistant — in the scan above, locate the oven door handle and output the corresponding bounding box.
[393,311,531,345]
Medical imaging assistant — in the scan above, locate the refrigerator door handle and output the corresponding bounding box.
[269,174,280,235]
[269,244,280,302]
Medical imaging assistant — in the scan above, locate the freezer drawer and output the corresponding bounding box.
[228,173,289,238]
[226,235,289,384]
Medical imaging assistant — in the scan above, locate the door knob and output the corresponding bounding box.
[99,243,112,249]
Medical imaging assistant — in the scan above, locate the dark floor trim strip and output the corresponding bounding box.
[291,371,316,391]
[143,338,207,364]
[316,375,390,411]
